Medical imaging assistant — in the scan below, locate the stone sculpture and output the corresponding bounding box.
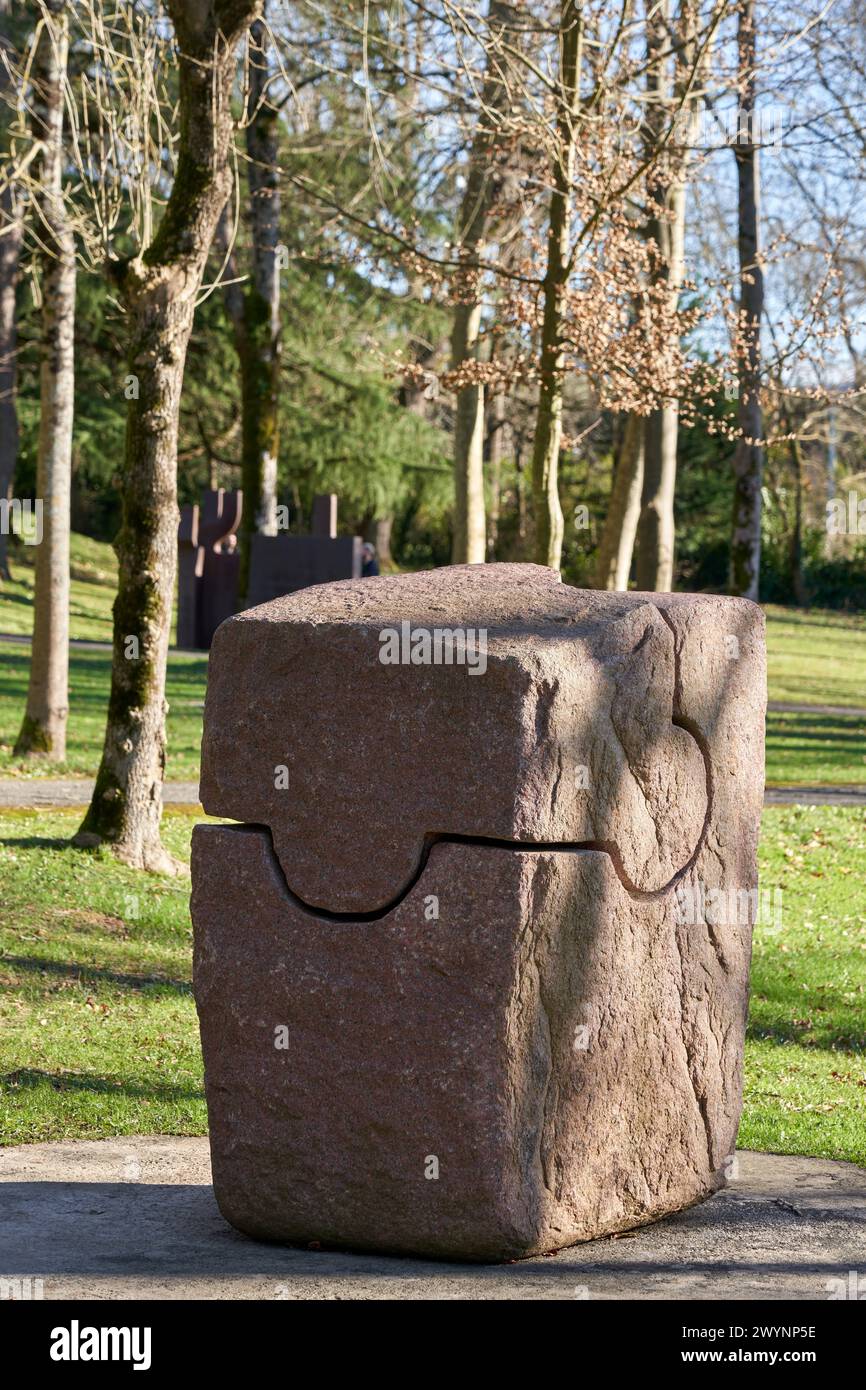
[192,563,765,1260]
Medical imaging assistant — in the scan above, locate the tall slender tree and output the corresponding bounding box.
[635,0,689,593]
[76,0,261,871]
[486,384,508,559]
[728,0,764,600]
[0,181,20,583]
[236,15,280,600]
[530,0,582,571]
[450,0,517,565]
[594,412,644,589]
[14,0,75,759]
[0,0,24,583]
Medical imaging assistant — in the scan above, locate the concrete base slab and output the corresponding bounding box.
[1,1138,864,1300]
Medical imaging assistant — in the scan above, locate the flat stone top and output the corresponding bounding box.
[230,562,754,632]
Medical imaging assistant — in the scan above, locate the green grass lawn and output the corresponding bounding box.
[0,532,203,779]
[740,805,866,1166]
[0,643,206,780]
[1,532,118,642]
[765,709,866,786]
[765,605,866,708]
[1,805,863,1164]
[0,809,205,1144]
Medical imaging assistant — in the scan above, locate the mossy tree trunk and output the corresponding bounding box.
[76,0,261,872]
[728,0,764,601]
[0,0,23,584]
[14,0,74,759]
[0,184,22,584]
[530,0,582,573]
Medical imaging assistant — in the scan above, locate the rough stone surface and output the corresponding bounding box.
[1,1138,863,1300]
[193,563,766,1259]
[201,565,761,913]
[194,831,749,1259]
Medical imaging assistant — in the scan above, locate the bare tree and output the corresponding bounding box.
[76,0,261,871]
[728,0,763,600]
[236,15,280,600]
[287,2,733,580]
[450,0,518,565]
[635,0,693,593]
[530,0,582,571]
[14,0,75,759]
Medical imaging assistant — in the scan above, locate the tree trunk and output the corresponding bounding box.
[824,406,837,559]
[237,16,280,600]
[788,430,807,607]
[594,412,644,589]
[76,0,260,871]
[14,1,74,760]
[728,0,764,600]
[530,0,582,572]
[515,442,527,550]
[451,300,487,562]
[0,0,22,583]
[635,1,686,593]
[366,515,392,569]
[215,18,279,601]
[450,0,518,564]
[487,387,507,559]
[636,382,679,591]
[0,184,21,583]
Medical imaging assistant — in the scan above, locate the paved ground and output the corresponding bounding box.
[1,778,864,810]
[767,700,866,718]
[0,779,201,808]
[0,633,113,652]
[763,785,866,807]
[0,1138,863,1300]
[0,633,200,657]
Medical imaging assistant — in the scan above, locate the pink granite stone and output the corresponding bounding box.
[192,563,765,1258]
